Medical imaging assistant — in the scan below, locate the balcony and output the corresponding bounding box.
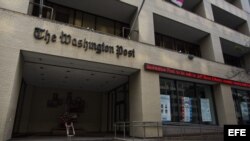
[163,0,203,17]
[154,14,209,58]
[212,4,249,36]
[220,38,250,68]
[225,0,242,9]
[28,0,137,38]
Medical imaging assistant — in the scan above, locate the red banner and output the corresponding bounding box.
[144,63,250,88]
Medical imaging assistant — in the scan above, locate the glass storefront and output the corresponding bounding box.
[232,89,250,125]
[160,78,217,125]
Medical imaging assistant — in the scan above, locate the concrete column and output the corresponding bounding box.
[0,0,30,14]
[200,34,225,63]
[0,47,22,141]
[195,0,214,21]
[129,70,162,137]
[137,7,155,45]
[213,84,237,126]
[239,0,249,13]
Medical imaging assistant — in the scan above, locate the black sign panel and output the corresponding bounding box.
[224,125,250,141]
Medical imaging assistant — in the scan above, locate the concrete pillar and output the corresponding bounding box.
[237,22,250,36]
[0,47,22,141]
[213,84,237,126]
[239,0,249,13]
[137,6,155,45]
[129,70,162,137]
[0,0,30,14]
[200,34,225,63]
[246,14,250,37]
[195,0,214,21]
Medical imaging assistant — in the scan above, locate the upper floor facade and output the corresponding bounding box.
[0,0,250,82]
[1,1,250,140]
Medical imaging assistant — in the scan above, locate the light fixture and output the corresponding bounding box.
[188,54,194,60]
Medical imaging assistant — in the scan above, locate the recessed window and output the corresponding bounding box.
[96,17,115,35]
[223,53,244,68]
[31,1,130,37]
[155,33,201,57]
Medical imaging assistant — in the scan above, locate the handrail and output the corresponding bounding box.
[114,121,162,140]
[28,2,54,20]
[114,121,223,140]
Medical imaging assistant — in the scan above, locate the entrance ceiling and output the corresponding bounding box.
[22,51,138,92]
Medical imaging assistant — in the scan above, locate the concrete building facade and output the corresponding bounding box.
[0,0,250,140]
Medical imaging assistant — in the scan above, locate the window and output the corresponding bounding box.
[34,1,130,37]
[155,33,201,57]
[160,78,217,125]
[96,17,115,35]
[82,13,95,30]
[54,6,70,23]
[232,89,250,125]
[223,53,244,68]
[74,11,83,27]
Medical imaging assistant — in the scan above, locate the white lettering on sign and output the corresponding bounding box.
[228,129,246,136]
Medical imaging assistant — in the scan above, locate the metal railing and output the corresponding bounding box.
[114,121,162,140]
[163,122,223,141]
[114,121,223,141]
[28,2,54,19]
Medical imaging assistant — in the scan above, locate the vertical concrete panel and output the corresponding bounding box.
[237,22,250,36]
[241,0,250,13]
[202,0,215,21]
[138,9,155,45]
[141,70,162,137]
[246,15,250,36]
[194,1,206,18]
[213,84,237,126]
[129,71,143,137]
[236,0,244,10]
[0,47,22,141]
[0,0,30,14]
[129,70,162,137]
[200,35,224,63]
[129,71,143,121]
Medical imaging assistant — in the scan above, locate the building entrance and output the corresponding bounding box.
[12,51,137,139]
